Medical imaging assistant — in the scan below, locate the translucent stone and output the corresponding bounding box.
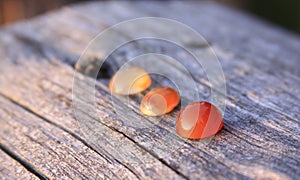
[176,101,223,139]
[109,67,151,95]
[140,86,180,116]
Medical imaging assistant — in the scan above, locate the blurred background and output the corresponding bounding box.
[0,0,299,34]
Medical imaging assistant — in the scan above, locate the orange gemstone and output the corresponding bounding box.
[109,67,151,95]
[140,86,180,116]
[176,102,223,139]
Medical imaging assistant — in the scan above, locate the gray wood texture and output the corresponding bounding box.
[0,148,38,179]
[0,1,299,179]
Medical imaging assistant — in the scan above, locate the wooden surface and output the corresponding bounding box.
[0,1,299,179]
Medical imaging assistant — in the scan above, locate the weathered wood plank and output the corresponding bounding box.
[0,34,298,179]
[10,0,298,158]
[0,1,299,179]
[0,95,143,179]
[64,1,300,156]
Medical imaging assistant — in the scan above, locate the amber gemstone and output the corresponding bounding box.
[176,101,223,139]
[109,67,151,95]
[140,86,180,116]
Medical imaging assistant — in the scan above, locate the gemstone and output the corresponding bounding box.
[140,86,180,116]
[109,67,151,95]
[176,101,223,139]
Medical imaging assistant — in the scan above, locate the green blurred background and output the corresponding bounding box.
[218,0,300,34]
[1,0,300,34]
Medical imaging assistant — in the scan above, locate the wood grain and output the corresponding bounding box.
[0,90,141,179]
[0,148,38,179]
[0,1,299,179]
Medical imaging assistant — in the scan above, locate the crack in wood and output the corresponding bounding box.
[0,93,142,179]
[0,143,48,180]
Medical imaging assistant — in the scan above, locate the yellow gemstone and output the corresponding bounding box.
[109,67,151,95]
[140,86,180,116]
